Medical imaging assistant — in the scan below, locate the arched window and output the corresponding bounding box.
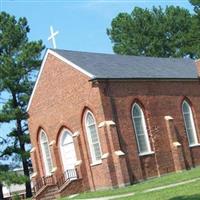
[182,100,198,146]
[85,111,102,163]
[40,130,53,176]
[132,103,151,155]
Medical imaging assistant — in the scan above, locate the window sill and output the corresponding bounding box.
[90,160,102,167]
[189,143,200,148]
[139,151,155,156]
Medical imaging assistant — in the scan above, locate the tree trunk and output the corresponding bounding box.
[0,183,4,200]
[22,159,32,198]
[17,119,32,198]
[12,92,32,198]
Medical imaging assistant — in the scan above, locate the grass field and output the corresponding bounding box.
[60,166,200,200]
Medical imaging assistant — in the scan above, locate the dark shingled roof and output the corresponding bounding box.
[52,49,198,80]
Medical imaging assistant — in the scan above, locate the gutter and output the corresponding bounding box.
[90,77,199,82]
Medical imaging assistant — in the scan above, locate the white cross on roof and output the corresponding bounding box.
[48,26,59,49]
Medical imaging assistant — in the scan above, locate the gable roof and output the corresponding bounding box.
[27,48,198,111]
[52,49,198,80]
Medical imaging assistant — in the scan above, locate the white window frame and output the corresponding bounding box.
[182,100,199,147]
[85,110,102,165]
[132,103,152,155]
[40,130,53,176]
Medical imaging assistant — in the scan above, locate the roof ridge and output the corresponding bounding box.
[50,48,194,61]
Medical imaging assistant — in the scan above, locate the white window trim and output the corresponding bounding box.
[182,101,199,146]
[85,110,102,164]
[189,143,200,148]
[139,151,155,156]
[40,130,53,176]
[132,103,152,155]
[90,160,102,167]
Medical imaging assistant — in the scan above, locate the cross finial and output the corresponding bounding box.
[48,26,59,49]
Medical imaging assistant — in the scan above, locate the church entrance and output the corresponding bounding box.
[59,129,77,180]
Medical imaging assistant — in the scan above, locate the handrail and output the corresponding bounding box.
[33,175,54,194]
[33,168,78,195]
[57,168,78,189]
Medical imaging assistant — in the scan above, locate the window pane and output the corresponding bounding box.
[47,158,53,172]
[87,113,95,126]
[86,112,102,162]
[132,104,150,154]
[187,129,196,145]
[89,125,98,143]
[184,113,193,130]
[43,143,49,156]
[133,105,141,117]
[183,102,190,113]
[182,101,198,146]
[134,117,144,136]
[93,143,101,160]
[137,135,149,153]
[41,132,47,143]
[43,142,53,171]
[40,132,53,175]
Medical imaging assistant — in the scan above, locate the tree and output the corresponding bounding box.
[0,12,44,197]
[0,164,27,199]
[107,5,200,59]
[0,164,8,199]
[189,0,200,15]
[187,0,200,58]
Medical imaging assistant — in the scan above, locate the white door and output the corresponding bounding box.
[60,130,77,180]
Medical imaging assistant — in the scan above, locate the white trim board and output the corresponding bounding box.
[26,49,95,111]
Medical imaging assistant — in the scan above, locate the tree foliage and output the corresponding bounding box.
[0,166,27,186]
[0,164,27,199]
[107,4,200,59]
[190,0,200,15]
[188,0,200,57]
[0,12,44,197]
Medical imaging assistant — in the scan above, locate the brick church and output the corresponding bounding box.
[28,49,200,199]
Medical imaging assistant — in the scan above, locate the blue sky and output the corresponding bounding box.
[0,0,193,54]
[0,0,194,163]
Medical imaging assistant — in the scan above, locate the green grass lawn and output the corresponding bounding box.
[60,167,200,200]
[121,180,200,200]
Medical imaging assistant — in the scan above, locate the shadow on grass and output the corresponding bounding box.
[169,194,200,200]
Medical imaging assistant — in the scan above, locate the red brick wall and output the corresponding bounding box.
[28,54,115,191]
[98,80,200,182]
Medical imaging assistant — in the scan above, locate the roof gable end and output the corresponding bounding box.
[27,49,94,111]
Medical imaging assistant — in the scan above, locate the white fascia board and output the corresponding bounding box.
[49,49,95,78]
[26,49,49,112]
[26,49,95,112]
